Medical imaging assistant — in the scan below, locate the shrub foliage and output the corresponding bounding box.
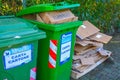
[0,0,119,33]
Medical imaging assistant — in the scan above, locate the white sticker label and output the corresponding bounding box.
[3,45,32,69]
[96,34,102,38]
[60,32,72,65]
[81,25,86,29]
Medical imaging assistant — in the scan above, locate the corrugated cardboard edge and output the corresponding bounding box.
[36,14,44,23]
[88,32,112,44]
[76,40,103,47]
[39,9,77,24]
[80,57,95,65]
[71,55,110,79]
[77,21,100,39]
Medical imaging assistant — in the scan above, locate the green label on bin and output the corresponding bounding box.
[3,44,32,70]
[60,32,72,65]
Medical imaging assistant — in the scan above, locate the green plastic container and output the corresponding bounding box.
[0,16,46,80]
[35,21,82,80]
[16,2,82,80]
[16,2,80,16]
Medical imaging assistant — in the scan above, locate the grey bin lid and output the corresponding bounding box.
[0,16,46,47]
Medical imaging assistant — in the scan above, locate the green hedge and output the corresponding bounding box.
[0,0,22,15]
[75,0,120,34]
[0,0,120,34]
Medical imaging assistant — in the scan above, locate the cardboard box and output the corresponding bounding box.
[88,32,112,44]
[39,9,77,24]
[77,21,100,39]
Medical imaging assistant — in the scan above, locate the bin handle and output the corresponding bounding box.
[0,15,15,19]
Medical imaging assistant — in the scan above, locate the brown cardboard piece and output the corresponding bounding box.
[73,49,97,60]
[98,49,112,56]
[74,44,95,53]
[76,40,89,46]
[36,14,44,23]
[76,40,103,47]
[22,14,36,20]
[80,57,95,65]
[39,9,77,24]
[88,32,112,44]
[77,21,100,39]
[74,45,97,56]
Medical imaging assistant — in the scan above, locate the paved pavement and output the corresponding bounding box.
[71,33,120,80]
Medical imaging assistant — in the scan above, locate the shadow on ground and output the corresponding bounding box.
[71,33,120,80]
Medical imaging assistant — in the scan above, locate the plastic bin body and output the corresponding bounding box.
[0,16,46,80]
[38,28,77,80]
[0,41,38,80]
[31,21,82,80]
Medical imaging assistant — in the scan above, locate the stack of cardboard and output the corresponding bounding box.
[23,9,78,24]
[71,21,112,79]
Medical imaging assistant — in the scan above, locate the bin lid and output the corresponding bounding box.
[0,16,46,47]
[16,2,80,16]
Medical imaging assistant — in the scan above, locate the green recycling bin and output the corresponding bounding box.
[0,16,46,80]
[16,2,82,80]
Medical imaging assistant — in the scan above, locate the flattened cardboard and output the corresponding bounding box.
[89,41,103,48]
[74,44,88,53]
[80,57,95,65]
[73,55,81,60]
[77,21,100,39]
[74,46,97,55]
[74,44,94,53]
[98,49,112,56]
[74,49,97,60]
[76,40,103,47]
[88,32,112,44]
[76,37,82,41]
[76,41,89,46]
[72,63,81,69]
